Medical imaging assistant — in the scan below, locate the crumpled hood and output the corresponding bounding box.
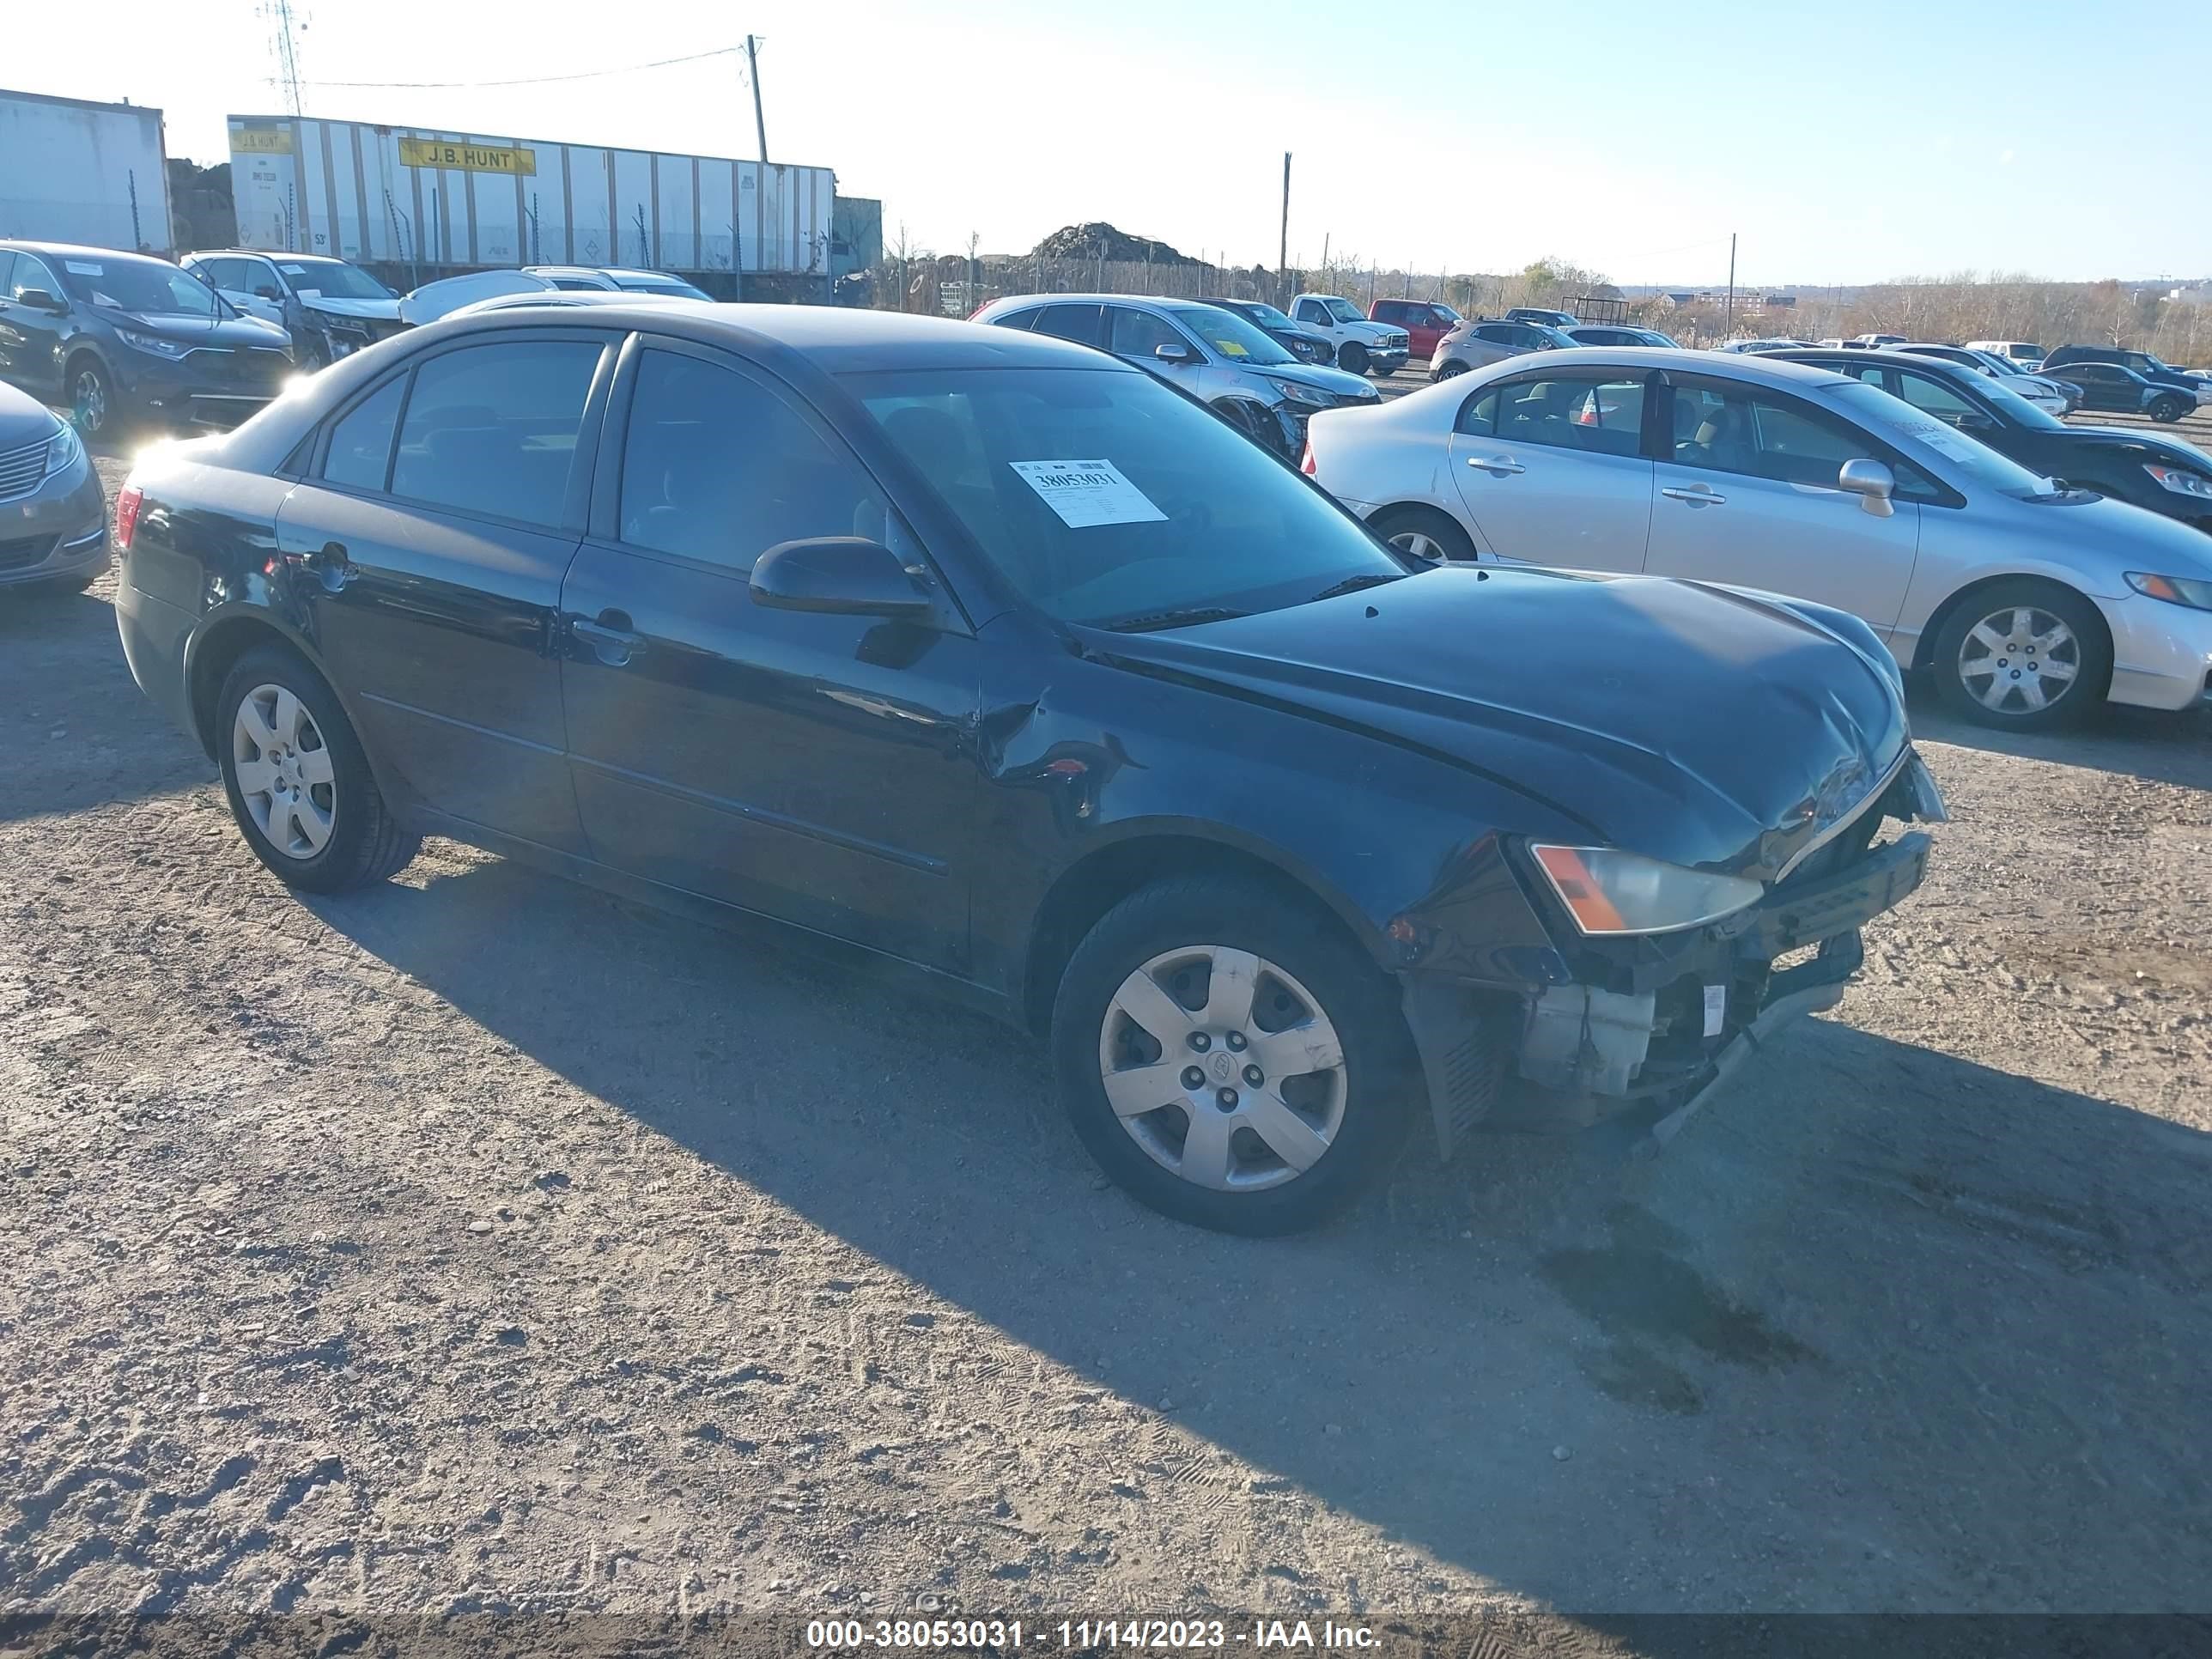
[1090,566,1912,877]
[299,295,403,325]
[1267,361,1381,401]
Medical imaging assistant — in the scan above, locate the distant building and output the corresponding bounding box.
[1765,294,1796,308]
[2161,283,2212,308]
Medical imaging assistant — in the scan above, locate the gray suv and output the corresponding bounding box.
[1428,317,1577,380]
[970,293,1380,458]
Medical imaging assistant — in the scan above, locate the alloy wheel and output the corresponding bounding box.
[233,683,338,859]
[1097,945,1348,1193]
[1955,605,2081,716]
[1389,529,1446,562]
[73,368,108,437]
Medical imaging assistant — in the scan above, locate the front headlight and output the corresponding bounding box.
[1530,845,1764,936]
[1269,378,1330,408]
[114,327,191,360]
[41,421,83,479]
[2144,464,2212,501]
[2125,571,2212,611]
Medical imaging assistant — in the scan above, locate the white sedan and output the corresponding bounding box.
[1302,347,2212,730]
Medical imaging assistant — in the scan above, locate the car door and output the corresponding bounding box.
[1644,374,1923,641]
[1445,368,1655,569]
[273,329,615,851]
[1,252,70,398]
[1105,305,1210,395]
[557,337,980,973]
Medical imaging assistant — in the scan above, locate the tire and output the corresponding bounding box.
[1050,876,1420,1235]
[1368,504,1475,563]
[1337,341,1369,376]
[1432,358,1468,380]
[2149,395,2187,424]
[1930,579,2109,731]
[216,644,421,891]
[67,356,123,442]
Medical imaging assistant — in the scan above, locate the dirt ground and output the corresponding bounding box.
[2,455,2209,1626]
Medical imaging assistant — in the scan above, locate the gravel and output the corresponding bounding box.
[1,455,2207,1620]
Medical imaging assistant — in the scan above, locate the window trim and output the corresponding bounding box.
[1660,371,1965,509]
[301,327,620,535]
[586,331,974,633]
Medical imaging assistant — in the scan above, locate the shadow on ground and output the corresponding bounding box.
[307,849,2212,1612]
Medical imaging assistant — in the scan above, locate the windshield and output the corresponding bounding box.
[617,273,712,300]
[842,366,1405,628]
[57,255,226,318]
[281,260,394,301]
[1321,296,1362,324]
[1978,375,2066,430]
[1237,301,1297,329]
[1170,304,1293,367]
[1637,328,1680,347]
[1829,381,2055,497]
[1435,303,1462,322]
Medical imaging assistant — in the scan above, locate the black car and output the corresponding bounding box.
[1774,349,2212,531]
[2040,345,2202,421]
[0,241,295,438]
[114,303,1942,1234]
[1197,296,1336,366]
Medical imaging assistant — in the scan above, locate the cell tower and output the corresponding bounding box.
[263,0,308,117]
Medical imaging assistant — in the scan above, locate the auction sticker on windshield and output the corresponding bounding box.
[1010,459,1168,528]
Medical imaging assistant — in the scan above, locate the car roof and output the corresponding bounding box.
[1483,346,1856,388]
[983,292,1210,313]
[426,300,1129,374]
[188,249,348,263]
[1775,346,1978,376]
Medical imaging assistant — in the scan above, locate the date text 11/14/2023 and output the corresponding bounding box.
[806,1620,1379,1650]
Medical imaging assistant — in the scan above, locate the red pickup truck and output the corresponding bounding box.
[1370,298,1463,361]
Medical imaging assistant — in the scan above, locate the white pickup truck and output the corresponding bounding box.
[1289,295,1409,377]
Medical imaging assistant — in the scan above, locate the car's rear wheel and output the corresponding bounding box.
[1368,504,1474,563]
[216,644,422,891]
[1931,580,2108,730]
[1338,342,1369,376]
[1433,358,1468,380]
[2149,395,2188,423]
[1050,877,1419,1235]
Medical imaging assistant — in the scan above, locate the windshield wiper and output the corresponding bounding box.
[1310,572,1405,602]
[1098,605,1247,634]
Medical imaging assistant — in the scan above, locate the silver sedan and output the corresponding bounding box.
[0,382,108,593]
[1303,348,2212,730]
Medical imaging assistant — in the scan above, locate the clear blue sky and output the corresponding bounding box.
[12,0,2204,285]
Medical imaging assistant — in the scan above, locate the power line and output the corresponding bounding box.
[301,44,742,90]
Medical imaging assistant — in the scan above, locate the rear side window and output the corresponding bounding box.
[321,376,407,491]
[1474,324,1514,344]
[991,307,1043,331]
[617,349,891,573]
[387,340,604,527]
[1488,374,1649,458]
[1032,304,1105,349]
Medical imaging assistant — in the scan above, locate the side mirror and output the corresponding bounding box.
[1838,458,1897,517]
[1154,341,1195,365]
[15,288,65,313]
[256,285,283,301]
[750,537,932,618]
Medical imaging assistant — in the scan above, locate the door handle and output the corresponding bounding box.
[571,610,645,667]
[303,540,355,592]
[1466,455,1525,476]
[1661,483,1728,506]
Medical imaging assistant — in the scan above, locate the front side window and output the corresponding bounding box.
[10,254,61,303]
[842,366,1404,629]
[1109,307,1189,359]
[618,349,890,571]
[1293,299,1326,324]
[321,376,408,492]
[387,339,605,527]
[1671,380,1877,489]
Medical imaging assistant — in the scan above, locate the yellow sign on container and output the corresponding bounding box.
[231,126,294,155]
[398,137,537,176]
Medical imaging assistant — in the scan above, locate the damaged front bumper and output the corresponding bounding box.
[1403,755,1942,1155]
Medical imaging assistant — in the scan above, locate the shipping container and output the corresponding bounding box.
[0,88,174,253]
[224,114,835,286]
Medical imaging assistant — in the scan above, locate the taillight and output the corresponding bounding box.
[114,483,144,550]
[1299,439,1317,477]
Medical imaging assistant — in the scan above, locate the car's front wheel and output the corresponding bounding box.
[1050,877,1419,1235]
[1337,341,1369,375]
[216,644,422,891]
[68,356,120,441]
[1930,580,2109,730]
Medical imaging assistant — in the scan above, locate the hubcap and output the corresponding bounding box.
[1389,530,1444,562]
[74,371,106,435]
[232,683,337,860]
[1957,605,2080,715]
[1097,945,1349,1193]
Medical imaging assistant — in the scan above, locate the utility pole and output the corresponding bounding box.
[745,36,769,164]
[1725,232,1736,331]
[1278,152,1291,307]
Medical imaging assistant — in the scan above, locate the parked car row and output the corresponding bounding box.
[111,298,1950,1233]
